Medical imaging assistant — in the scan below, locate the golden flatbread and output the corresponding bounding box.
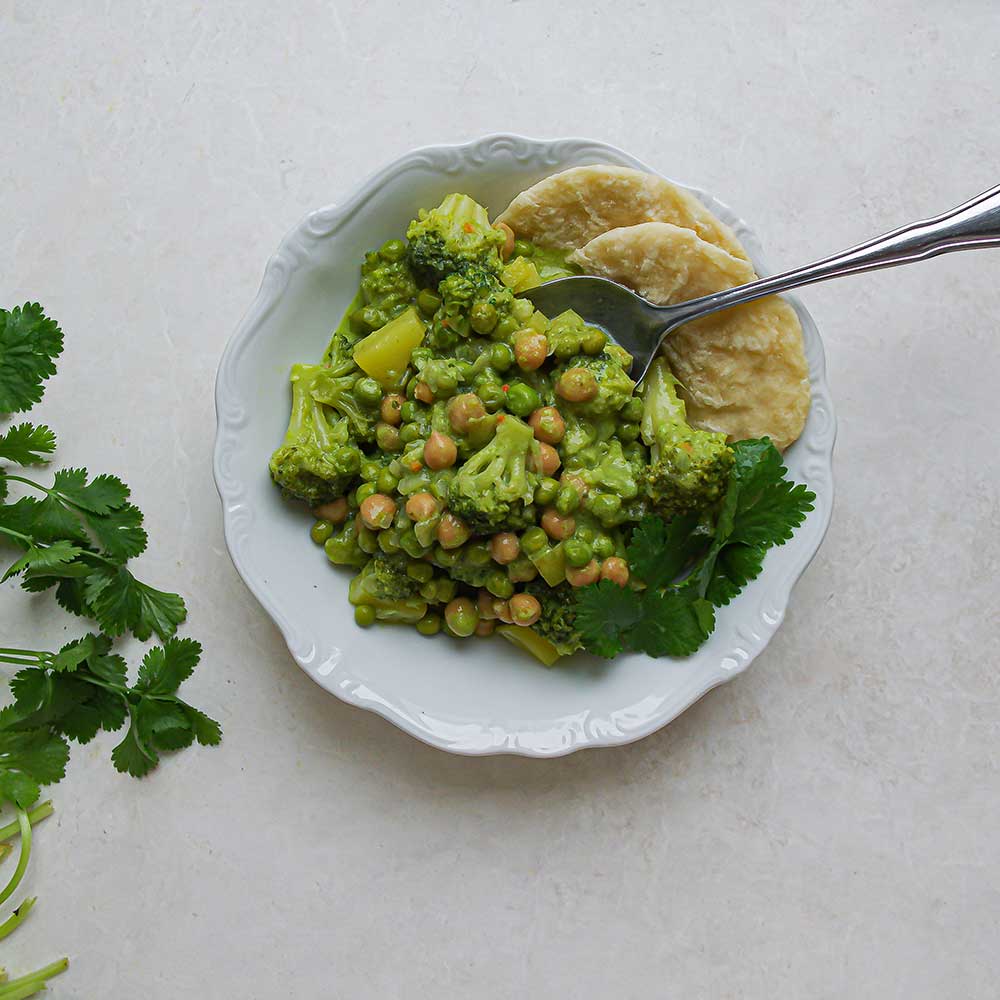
[572,223,810,450]
[496,165,748,259]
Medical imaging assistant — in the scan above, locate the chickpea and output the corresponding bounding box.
[560,472,589,498]
[375,421,401,452]
[475,619,496,637]
[314,497,348,524]
[414,381,434,404]
[444,597,479,638]
[513,329,548,371]
[493,599,515,624]
[489,532,520,565]
[478,589,498,619]
[529,442,561,477]
[528,406,565,444]
[380,393,405,426]
[509,593,542,627]
[447,392,486,433]
[424,431,457,470]
[600,557,630,587]
[555,367,598,403]
[493,221,515,260]
[541,507,576,541]
[405,492,440,522]
[565,559,601,587]
[359,493,396,530]
[437,511,471,549]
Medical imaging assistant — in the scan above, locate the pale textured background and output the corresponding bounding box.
[2,2,999,997]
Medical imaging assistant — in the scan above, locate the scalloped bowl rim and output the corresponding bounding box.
[213,133,836,757]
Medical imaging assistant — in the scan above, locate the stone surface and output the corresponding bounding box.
[1,2,999,997]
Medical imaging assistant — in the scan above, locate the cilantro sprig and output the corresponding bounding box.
[0,303,220,993]
[576,438,816,659]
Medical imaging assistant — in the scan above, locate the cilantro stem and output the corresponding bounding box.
[0,527,32,546]
[0,897,36,941]
[0,810,31,909]
[0,958,69,999]
[0,802,53,843]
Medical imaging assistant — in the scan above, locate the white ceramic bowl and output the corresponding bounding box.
[214,134,836,756]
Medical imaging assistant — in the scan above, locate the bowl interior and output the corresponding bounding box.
[215,136,835,755]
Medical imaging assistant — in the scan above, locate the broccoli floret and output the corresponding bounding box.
[413,352,472,399]
[406,193,504,287]
[432,541,494,588]
[269,364,363,504]
[447,415,540,533]
[358,254,418,327]
[545,309,608,360]
[553,348,636,418]
[523,580,583,657]
[309,367,378,443]
[640,357,733,519]
[578,439,643,500]
[348,553,427,623]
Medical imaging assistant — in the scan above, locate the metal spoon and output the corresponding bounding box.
[518,183,1000,383]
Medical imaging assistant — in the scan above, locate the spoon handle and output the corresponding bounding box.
[661,183,1000,329]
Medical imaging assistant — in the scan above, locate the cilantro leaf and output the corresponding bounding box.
[83,502,147,562]
[182,706,222,747]
[51,468,129,515]
[111,714,158,778]
[141,701,196,752]
[575,580,644,659]
[136,638,201,696]
[703,543,766,607]
[0,422,57,465]
[2,539,83,582]
[628,589,715,657]
[50,633,106,672]
[0,303,64,414]
[83,564,187,641]
[0,728,70,809]
[626,512,705,590]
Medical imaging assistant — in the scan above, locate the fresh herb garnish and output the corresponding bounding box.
[576,438,816,659]
[0,302,221,994]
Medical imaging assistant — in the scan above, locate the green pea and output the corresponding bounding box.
[563,537,593,567]
[311,519,334,545]
[486,570,514,599]
[354,605,377,627]
[355,377,383,407]
[377,469,399,494]
[581,329,607,355]
[618,422,641,443]
[417,289,442,315]
[398,529,425,559]
[399,423,422,444]
[416,613,441,636]
[419,579,438,601]
[379,238,407,262]
[534,477,560,506]
[334,446,361,473]
[589,493,622,522]
[431,477,452,503]
[521,526,548,554]
[622,396,644,422]
[505,383,540,417]
[378,529,401,554]
[592,535,615,559]
[355,482,377,505]
[555,484,581,515]
[511,298,533,323]
[554,340,578,361]
[436,578,457,603]
[407,560,434,583]
[375,423,401,451]
[477,383,505,413]
[357,524,378,554]
[575,524,595,544]
[512,239,533,258]
[400,400,421,423]
[434,545,458,568]
[490,342,515,372]
[444,597,479,637]
[360,459,381,481]
[470,301,498,334]
[466,542,492,567]
[435,371,458,395]
[496,314,519,339]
